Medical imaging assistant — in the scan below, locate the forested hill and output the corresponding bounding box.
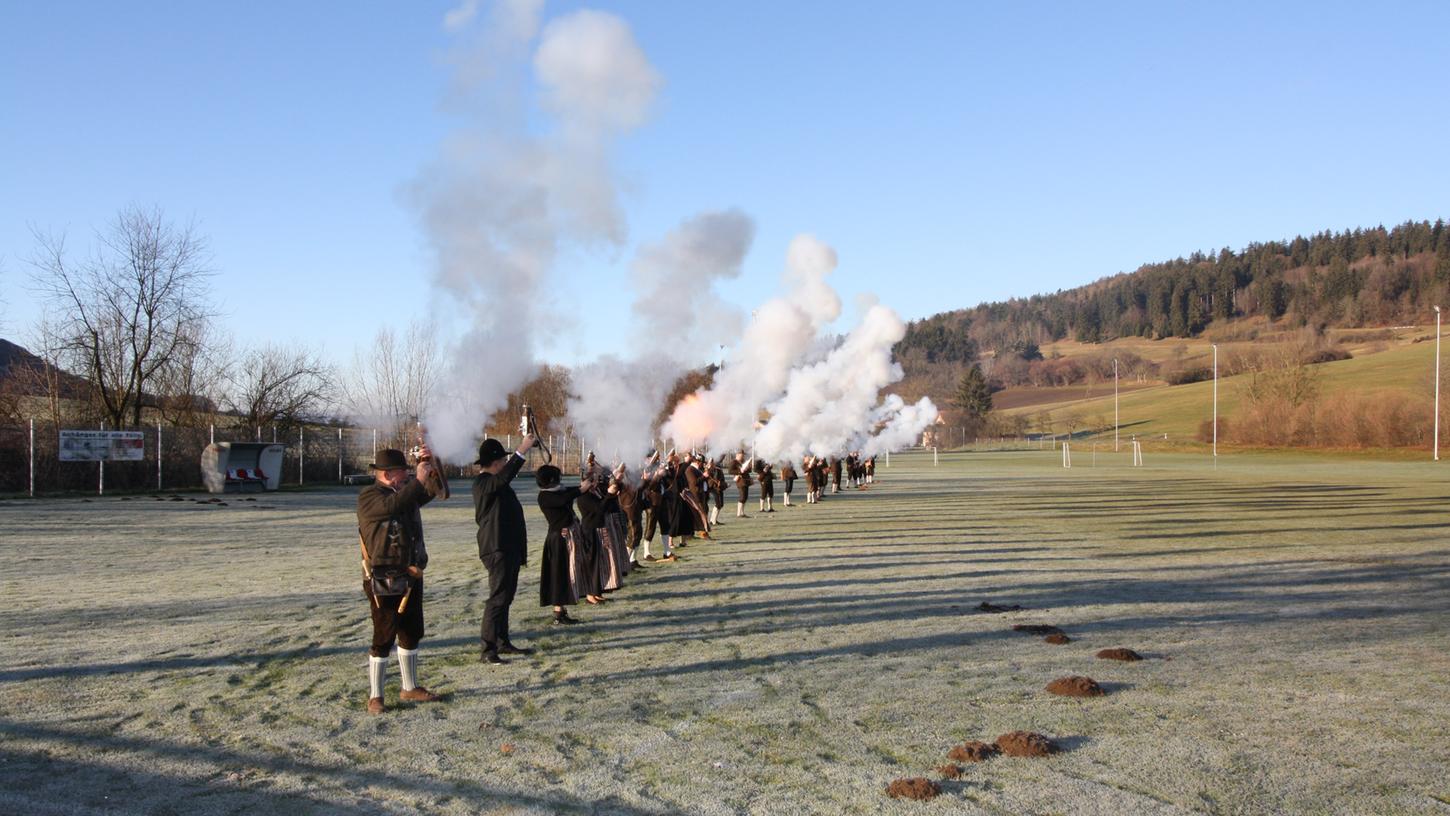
[898,220,1450,362]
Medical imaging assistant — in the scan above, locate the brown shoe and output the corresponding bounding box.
[400,686,440,703]
[659,554,678,562]
[367,696,385,715]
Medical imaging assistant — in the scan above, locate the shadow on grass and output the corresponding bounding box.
[0,727,664,816]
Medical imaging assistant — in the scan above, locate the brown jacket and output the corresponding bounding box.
[358,477,436,576]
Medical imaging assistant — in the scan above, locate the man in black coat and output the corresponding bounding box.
[473,434,535,664]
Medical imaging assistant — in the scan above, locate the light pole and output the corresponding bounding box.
[1212,344,1219,459]
[1435,305,1441,462]
[1113,358,1120,452]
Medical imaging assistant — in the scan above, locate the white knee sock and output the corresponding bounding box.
[368,655,387,699]
[663,535,673,556]
[737,502,745,517]
[397,647,418,691]
[783,493,791,506]
[759,498,765,511]
[640,537,651,559]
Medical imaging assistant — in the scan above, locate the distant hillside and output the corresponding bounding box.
[898,220,1450,363]
[0,338,89,399]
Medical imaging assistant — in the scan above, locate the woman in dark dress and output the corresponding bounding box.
[663,456,696,547]
[535,465,595,624]
[575,486,610,604]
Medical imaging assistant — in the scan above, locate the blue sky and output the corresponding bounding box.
[3,1,1448,367]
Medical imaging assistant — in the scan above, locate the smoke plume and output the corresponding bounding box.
[661,234,844,454]
[661,234,938,460]
[566,209,756,465]
[412,1,659,461]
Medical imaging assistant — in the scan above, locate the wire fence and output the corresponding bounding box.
[0,421,594,496]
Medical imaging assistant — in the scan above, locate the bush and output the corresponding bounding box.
[1196,417,1228,443]
[1226,391,1431,448]
[1165,367,1213,386]
[1300,347,1352,365]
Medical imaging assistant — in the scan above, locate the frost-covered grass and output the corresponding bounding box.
[1,449,1448,815]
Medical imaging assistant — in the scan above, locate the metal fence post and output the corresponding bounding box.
[299,426,305,485]
[157,421,163,491]
[338,427,343,483]
[28,418,35,498]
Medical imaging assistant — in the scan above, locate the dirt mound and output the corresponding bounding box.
[1096,648,1143,661]
[935,764,964,779]
[1044,633,1070,644]
[1012,624,1064,636]
[994,731,1058,757]
[885,778,941,800]
[977,602,1024,613]
[1046,676,1104,697]
[948,741,999,763]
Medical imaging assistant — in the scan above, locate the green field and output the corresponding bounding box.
[1002,339,1442,445]
[2,449,1448,814]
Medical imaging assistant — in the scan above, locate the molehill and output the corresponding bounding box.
[885,778,941,800]
[948,741,999,763]
[994,731,1058,757]
[1046,676,1104,697]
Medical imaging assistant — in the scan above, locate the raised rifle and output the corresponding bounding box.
[408,423,450,500]
[519,404,553,464]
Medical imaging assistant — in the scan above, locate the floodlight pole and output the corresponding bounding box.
[1212,344,1218,459]
[1113,358,1120,452]
[1435,305,1441,462]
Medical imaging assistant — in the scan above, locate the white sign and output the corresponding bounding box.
[59,430,146,462]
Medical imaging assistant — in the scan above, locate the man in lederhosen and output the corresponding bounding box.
[357,448,443,715]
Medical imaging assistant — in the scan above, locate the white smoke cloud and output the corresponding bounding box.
[656,234,937,461]
[630,209,754,350]
[661,234,844,454]
[863,395,940,457]
[412,5,659,462]
[535,11,661,135]
[754,303,909,462]
[566,209,756,467]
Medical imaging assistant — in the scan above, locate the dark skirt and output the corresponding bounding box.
[597,513,629,590]
[567,525,603,597]
[664,493,695,536]
[540,529,577,607]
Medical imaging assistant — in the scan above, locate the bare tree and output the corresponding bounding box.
[227,344,335,435]
[486,365,573,436]
[28,206,213,427]
[342,321,443,442]
[152,322,233,426]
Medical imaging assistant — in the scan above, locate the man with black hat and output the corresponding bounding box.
[357,447,443,715]
[473,433,536,664]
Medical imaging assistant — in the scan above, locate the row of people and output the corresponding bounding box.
[354,436,879,714]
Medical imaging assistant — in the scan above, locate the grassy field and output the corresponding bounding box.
[2,449,1449,814]
[1001,339,1442,444]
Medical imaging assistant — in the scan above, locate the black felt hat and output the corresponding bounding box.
[368,448,409,471]
[475,438,508,466]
